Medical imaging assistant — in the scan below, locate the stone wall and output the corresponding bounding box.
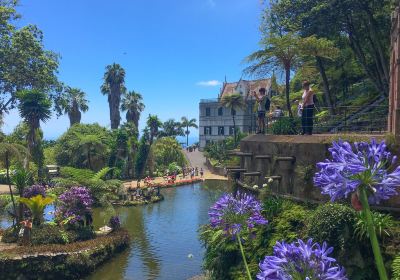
[236,134,400,210]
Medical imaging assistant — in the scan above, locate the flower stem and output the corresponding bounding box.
[237,233,252,280]
[359,187,388,280]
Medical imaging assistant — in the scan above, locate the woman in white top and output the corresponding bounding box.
[301,80,314,135]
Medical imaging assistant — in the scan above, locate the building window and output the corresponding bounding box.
[218,107,223,116]
[218,126,224,135]
[229,126,235,135]
[206,107,211,117]
[204,126,212,135]
[206,140,211,146]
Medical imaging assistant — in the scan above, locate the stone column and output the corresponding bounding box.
[389,6,400,141]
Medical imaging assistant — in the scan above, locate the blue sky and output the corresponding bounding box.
[3,0,265,140]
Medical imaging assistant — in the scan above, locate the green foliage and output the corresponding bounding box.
[0,229,130,280]
[393,255,400,280]
[1,226,18,243]
[31,224,69,245]
[270,117,300,135]
[135,129,151,179]
[307,203,377,279]
[199,225,241,280]
[54,86,88,126]
[152,137,186,171]
[59,166,95,182]
[267,201,309,250]
[355,211,394,241]
[11,168,32,195]
[19,195,54,225]
[54,123,113,170]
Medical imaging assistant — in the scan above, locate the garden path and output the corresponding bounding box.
[183,149,226,180]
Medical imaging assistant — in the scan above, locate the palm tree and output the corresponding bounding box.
[180,117,198,147]
[121,90,145,129]
[57,86,89,126]
[246,33,300,117]
[0,142,27,222]
[16,89,51,177]
[220,93,245,145]
[101,63,126,129]
[75,134,108,170]
[146,115,162,145]
[159,119,184,138]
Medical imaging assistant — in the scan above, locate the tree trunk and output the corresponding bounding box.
[232,113,237,146]
[110,84,121,129]
[186,126,189,146]
[6,152,17,223]
[68,102,81,126]
[87,150,92,170]
[285,67,293,118]
[315,56,335,115]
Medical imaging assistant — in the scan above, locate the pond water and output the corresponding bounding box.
[89,179,231,280]
[0,180,231,279]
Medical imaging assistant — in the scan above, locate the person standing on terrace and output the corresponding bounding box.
[252,87,270,134]
[301,80,315,135]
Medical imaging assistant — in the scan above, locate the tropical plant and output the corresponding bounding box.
[314,140,400,280]
[159,119,184,138]
[152,137,187,171]
[55,86,88,126]
[146,114,162,145]
[245,33,301,117]
[180,117,198,146]
[354,211,394,241]
[393,255,400,280]
[270,117,299,135]
[54,123,112,170]
[55,186,93,225]
[220,93,245,145]
[121,90,145,128]
[75,134,109,171]
[19,194,54,225]
[12,168,32,220]
[0,142,27,221]
[135,128,151,179]
[101,63,126,129]
[209,192,267,280]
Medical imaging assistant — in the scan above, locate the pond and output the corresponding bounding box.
[88,180,231,280]
[0,180,231,279]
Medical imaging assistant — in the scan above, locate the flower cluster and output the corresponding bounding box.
[208,192,267,235]
[23,185,46,198]
[56,186,93,223]
[257,239,347,280]
[109,215,121,230]
[314,140,400,204]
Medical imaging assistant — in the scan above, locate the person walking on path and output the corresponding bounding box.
[200,168,204,178]
[301,80,315,135]
[195,167,199,177]
[252,88,270,134]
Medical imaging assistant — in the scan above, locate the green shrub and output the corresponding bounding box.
[354,211,394,241]
[393,255,400,280]
[271,117,300,135]
[1,226,19,243]
[31,224,67,245]
[307,203,377,279]
[267,201,309,251]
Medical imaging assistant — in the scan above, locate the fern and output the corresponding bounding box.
[92,167,113,181]
[393,255,400,280]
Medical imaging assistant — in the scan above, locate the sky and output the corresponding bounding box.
[3,0,265,140]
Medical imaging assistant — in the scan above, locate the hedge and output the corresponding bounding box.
[0,229,130,279]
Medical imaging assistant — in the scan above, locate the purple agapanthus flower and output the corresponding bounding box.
[23,185,46,198]
[56,186,93,223]
[314,140,400,204]
[208,192,267,236]
[257,239,347,280]
[109,215,121,230]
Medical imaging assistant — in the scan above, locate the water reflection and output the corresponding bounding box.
[88,180,230,280]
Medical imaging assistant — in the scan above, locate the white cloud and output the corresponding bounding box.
[196,80,222,87]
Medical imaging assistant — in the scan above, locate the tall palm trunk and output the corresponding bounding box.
[87,150,92,170]
[68,101,81,126]
[232,113,237,146]
[6,152,17,223]
[186,126,189,146]
[110,84,121,129]
[285,67,293,118]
